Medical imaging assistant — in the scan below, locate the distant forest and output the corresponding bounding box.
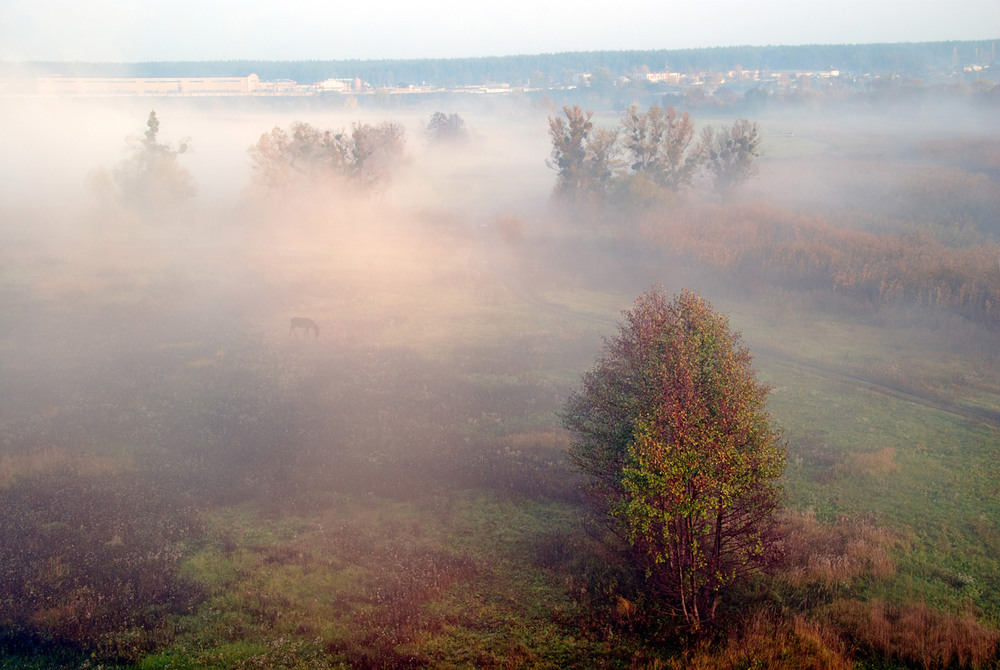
[6,40,998,86]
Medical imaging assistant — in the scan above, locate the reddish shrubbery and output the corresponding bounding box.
[766,510,1000,669]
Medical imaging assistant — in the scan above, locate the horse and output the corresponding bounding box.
[289,317,319,338]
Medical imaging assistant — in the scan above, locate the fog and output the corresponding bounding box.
[3,94,998,473]
[2,91,999,664]
[2,94,998,467]
[0,96,593,501]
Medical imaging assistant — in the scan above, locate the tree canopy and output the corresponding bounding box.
[621,104,698,191]
[700,119,761,199]
[426,111,469,144]
[248,120,405,192]
[562,288,785,632]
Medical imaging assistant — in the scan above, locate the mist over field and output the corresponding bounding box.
[2,90,1000,667]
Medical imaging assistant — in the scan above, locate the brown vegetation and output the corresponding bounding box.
[668,601,1000,670]
[0,473,203,663]
[825,598,1000,670]
[638,201,1000,330]
[759,510,1000,669]
[835,446,901,479]
[775,508,903,593]
[664,610,853,670]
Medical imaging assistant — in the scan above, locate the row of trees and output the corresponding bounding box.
[103,110,481,215]
[34,40,990,89]
[109,111,477,208]
[547,105,760,204]
[106,108,755,212]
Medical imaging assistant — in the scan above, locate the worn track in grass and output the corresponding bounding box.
[498,260,1000,432]
[749,343,1000,430]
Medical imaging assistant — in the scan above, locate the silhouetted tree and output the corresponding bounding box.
[699,119,761,199]
[562,288,785,632]
[248,122,352,190]
[583,126,622,195]
[621,105,700,191]
[350,121,406,189]
[248,120,405,192]
[113,110,195,209]
[547,105,594,198]
[547,106,762,207]
[426,111,469,144]
[547,105,620,200]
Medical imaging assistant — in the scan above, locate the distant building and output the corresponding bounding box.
[317,77,365,92]
[645,72,682,85]
[34,74,260,96]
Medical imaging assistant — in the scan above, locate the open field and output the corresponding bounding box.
[1,97,999,668]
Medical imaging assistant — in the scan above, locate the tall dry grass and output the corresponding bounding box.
[0,446,135,487]
[835,446,901,479]
[827,598,1000,670]
[660,609,852,670]
[637,201,1000,330]
[775,508,903,592]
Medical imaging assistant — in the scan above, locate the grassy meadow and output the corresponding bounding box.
[1,99,999,668]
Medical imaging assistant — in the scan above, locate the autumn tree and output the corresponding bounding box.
[248,120,405,192]
[349,120,406,189]
[248,122,351,190]
[113,110,195,209]
[562,288,785,632]
[699,119,761,199]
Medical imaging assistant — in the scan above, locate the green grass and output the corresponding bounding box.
[739,307,1000,625]
[153,490,622,668]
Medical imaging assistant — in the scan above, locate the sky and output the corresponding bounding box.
[1,0,998,62]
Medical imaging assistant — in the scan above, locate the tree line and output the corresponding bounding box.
[105,110,478,209]
[13,39,996,87]
[102,110,1000,338]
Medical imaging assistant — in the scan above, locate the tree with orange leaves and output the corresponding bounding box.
[562,288,785,632]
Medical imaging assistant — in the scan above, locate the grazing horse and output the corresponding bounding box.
[289,317,319,338]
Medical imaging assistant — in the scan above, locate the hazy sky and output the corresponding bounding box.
[2,0,998,62]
